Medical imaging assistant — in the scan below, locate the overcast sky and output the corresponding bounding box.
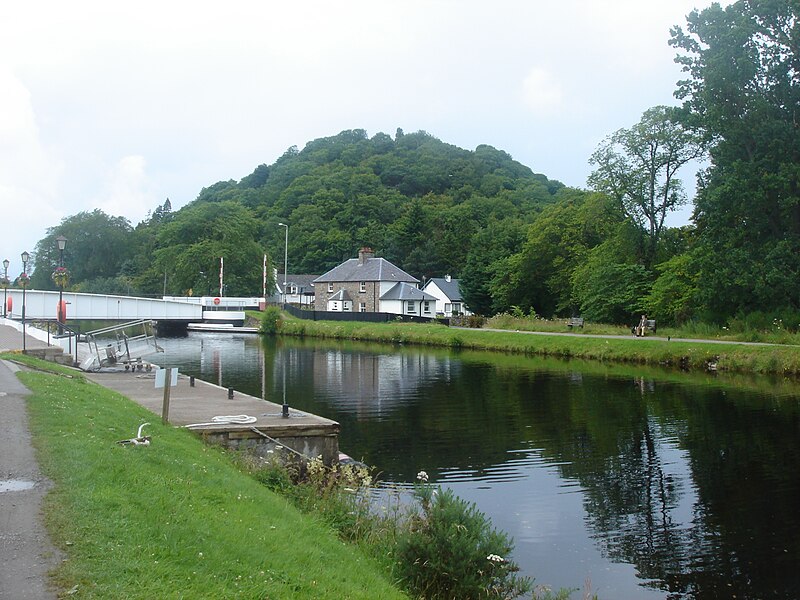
[0,0,728,277]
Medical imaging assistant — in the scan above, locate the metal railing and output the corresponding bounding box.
[81,320,163,371]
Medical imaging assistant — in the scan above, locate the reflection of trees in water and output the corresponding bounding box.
[537,378,800,599]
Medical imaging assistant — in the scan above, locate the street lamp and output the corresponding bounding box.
[21,251,29,352]
[2,258,9,318]
[56,235,67,334]
[278,222,288,306]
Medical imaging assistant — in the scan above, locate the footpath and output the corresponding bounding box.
[0,324,61,599]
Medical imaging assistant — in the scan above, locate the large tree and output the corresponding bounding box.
[150,201,268,297]
[671,0,800,318]
[30,210,133,290]
[589,105,706,267]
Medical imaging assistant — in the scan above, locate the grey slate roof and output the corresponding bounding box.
[282,274,318,293]
[424,277,464,301]
[328,289,352,302]
[313,257,419,284]
[380,282,437,301]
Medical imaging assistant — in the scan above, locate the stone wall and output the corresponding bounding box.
[315,281,380,312]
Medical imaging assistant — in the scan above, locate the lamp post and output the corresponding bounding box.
[21,251,29,353]
[278,222,288,306]
[2,258,8,318]
[56,235,67,334]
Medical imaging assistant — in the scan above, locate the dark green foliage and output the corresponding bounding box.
[644,253,699,325]
[494,191,626,318]
[671,0,800,319]
[260,306,283,334]
[31,210,133,290]
[395,482,532,600]
[572,249,652,325]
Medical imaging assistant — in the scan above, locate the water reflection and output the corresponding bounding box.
[157,333,800,599]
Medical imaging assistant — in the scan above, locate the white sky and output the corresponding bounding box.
[0,0,727,277]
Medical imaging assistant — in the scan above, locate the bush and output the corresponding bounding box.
[394,475,532,600]
[259,305,283,334]
[466,314,486,328]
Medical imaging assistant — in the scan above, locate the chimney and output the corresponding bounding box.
[445,274,452,282]
[358,247,375,265]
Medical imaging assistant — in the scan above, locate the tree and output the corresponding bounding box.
[459,219,526,315]
[644,252,700,325]
[670,0,800,319]
[150,201,268,296]
[30,210,133,290]
[494,190,626,317]
[589,106,706,267]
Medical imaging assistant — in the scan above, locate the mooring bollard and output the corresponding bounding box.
[228,387,234,399]
[189,376,195,387]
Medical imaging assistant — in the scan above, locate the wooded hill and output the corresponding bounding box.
[31,128,583,314]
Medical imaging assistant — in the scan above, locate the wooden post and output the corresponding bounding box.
[161,368,173,424]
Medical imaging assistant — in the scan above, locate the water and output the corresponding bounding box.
[156,332,800,599]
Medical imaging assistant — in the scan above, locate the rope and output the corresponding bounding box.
[183,416,311,461]
[183,415,257,428]
[248,427,311,460]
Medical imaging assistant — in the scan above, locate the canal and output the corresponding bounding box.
[156,332,800,599]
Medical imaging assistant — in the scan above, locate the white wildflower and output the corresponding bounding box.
[416,470,429,483]
[486,553,505,563]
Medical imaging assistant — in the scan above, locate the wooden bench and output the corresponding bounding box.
[646,319,657,334]
[567,317,584,329]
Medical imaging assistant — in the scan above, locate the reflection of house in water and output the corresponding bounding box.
[294,349,458,419]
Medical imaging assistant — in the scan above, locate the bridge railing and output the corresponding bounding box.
[5,290,202,321]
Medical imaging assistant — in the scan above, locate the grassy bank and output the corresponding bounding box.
[276,318,800,376]
[8,355,406,599]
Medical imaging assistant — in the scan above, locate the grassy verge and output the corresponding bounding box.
[485,313,800,345]
[276,318,800,376]
[8,356,406,599]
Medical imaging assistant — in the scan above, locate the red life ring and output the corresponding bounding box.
[213,297,221,305]
[57,300,67,323]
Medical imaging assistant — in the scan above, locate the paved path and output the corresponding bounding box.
[0,352,60,599]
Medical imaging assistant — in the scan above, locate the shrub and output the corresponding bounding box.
[466,314,486,328]
[259,305,283,334]
[394,476,532,600]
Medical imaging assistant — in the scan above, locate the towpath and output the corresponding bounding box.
[0,324,61,600]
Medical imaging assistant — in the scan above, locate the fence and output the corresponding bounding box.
[282,304,449,326]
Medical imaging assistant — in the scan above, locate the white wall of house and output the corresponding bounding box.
[327,299,352,312]
[380,298,435,317]
[424,281,471,316]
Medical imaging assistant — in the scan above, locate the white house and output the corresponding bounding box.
[422,275,472,316]
[378,281,437,317]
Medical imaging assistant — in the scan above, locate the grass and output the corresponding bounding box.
[485,313,800,345]
[275,317,800,376]
[7,356,406,599]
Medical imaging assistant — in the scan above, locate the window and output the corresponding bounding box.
[359,302,366,313]
[423,301,431,313]
[328,283,334,293]
[289,285,298,295]
[407,301,416,313]
[445,303,452,313]
[359,281,366,293]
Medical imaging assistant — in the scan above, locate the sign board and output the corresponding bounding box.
[155,367,179,389]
